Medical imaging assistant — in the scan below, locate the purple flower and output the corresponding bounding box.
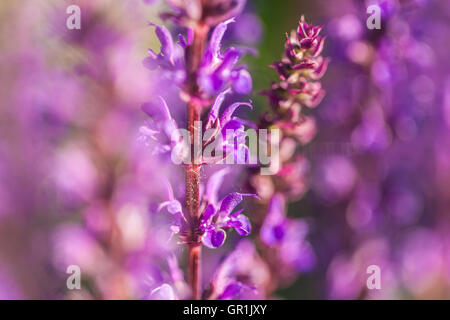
[139,96,187,161]
[157,169,257,248]
[260,194,316,272]
[279,220,316,272]
[158,181,188,237]
[199,169,258,248]
[232,13,263,45]
[218,281,252,300]
[260,193,288,246]
[204,89,254,163]
[200,192,257,248]
[295,16,325,56]
[143,23,187,85]
[148,255,190,300]
[199,19,253,95]
[144,20,252,96]
[208,240,268,299]
[263,16,328,121]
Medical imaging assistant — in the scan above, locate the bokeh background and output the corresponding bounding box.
[1,0,450,299]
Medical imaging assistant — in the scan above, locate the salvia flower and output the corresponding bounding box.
[139,96,186,161]
[140,90,254,165]
[264,15,329,124]
[158,181,187,237]
[158,169,257,248]
[143,24,186,82]
[200,192,258,248]
[208,240,269,299]
[260,194,315,272]
[246,16,327,295]
[144,18,253,98]
[199,168,258,248]
[199,18,253,95]
[203,88,254,164]
[148,255,189,300]
[143,23,187,85]
[251,16,328,200]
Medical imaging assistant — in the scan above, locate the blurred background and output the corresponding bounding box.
[0,0,450,299]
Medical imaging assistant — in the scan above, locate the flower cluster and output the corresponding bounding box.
[158,169,257,248]
[141,27,257,248]
[143,18,252,98]
[139,90,253,165]
[141,0,258,300]
[251,16,328,197]
[248,16,328,293]
[264,16,328,121]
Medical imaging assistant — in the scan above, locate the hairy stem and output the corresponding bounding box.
[185,23,208,300]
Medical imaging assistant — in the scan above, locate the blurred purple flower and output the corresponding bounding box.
[260,194,316,272]
[208,240,269,299]
[143,24,187,85]
[232,13,263,45]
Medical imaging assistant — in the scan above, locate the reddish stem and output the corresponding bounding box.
[185,23,209,300]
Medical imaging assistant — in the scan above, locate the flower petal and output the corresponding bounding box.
[158,200,182,215]
[219,101,253,126]
[205,168,230,205]
[149,23,174,62]
[232,69,252,94]
[202,228,226,248]
[200,204,216,227]
[141,96,172,121]
[233,215,251,236]
[216,48,242,74]
[207,88,232,129]
[260,194,288,245]
[177,34,187,48]
[218,282,244,300]
[209,18,235,59]
[219,192,259,215]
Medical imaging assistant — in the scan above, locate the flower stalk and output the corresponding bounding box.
[142,0,258,300]
[185,24,209,300]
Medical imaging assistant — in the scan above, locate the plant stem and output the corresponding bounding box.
[185,23,209,300]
